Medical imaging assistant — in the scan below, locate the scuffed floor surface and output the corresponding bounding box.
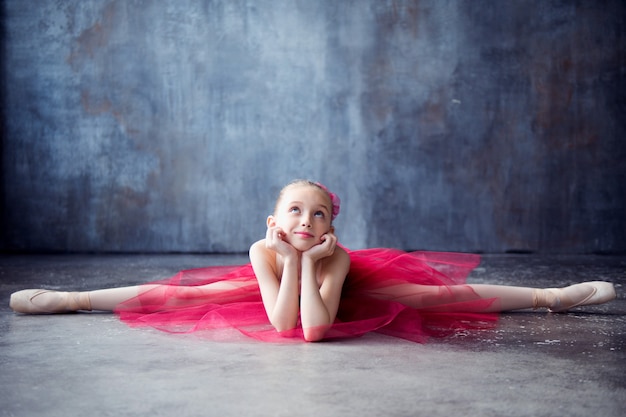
[0,254,624,417]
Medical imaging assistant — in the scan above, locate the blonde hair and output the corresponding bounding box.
[274,179,335,221]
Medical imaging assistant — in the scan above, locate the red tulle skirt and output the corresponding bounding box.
[116,248,498,343]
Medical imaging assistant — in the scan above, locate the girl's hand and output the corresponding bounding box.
[303,232,337,263]
[265,226,298,259]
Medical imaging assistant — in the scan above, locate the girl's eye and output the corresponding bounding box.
[314,211,325,218]
[289,207,300,213]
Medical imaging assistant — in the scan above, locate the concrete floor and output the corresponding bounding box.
[0,253,624,417]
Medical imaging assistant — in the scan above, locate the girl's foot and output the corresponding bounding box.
[533,281,616,312]
[9,289,92,314]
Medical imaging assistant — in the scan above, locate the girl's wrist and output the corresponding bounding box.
[301,254,319,266]
[282,254,300,266]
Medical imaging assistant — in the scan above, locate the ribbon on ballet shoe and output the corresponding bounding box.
[67,292,92,312]
[532,288,555,310]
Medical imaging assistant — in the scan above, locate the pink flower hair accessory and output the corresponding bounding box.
[315,182,341,221]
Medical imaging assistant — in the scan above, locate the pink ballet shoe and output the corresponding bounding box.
[534,281,616,313]
[9,289,92,314]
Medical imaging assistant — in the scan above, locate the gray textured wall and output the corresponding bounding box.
[1,0,625,254]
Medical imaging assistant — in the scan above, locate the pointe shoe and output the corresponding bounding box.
[544,281,616,313]
[10,289,92,314]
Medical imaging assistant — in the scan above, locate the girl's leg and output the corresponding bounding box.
[450,284,537,312]
[9,285,147,313]
[368,283,535,312]
[468,284,553,312]
[10,280,253,314]
[471,282,616,312]
[89,286,150,311]
[368,281,615,313]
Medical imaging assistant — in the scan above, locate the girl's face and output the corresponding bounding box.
[268,184,334,252]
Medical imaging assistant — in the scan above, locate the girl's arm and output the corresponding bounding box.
[300,236,350,342]
[249,238,300,333]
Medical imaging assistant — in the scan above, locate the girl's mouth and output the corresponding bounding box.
[294,231,314,238]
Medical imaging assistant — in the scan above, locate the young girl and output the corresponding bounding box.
[9,180,617,343]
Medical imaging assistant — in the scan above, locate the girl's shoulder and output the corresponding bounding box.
[249,239,279,276]
[333,244,350,262]
[249,238,266,252]
[249,239,273,261]
[323,244,350,272]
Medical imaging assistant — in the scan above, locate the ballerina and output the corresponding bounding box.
[10,180,616,342]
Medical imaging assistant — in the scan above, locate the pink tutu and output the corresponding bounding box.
[116,248,498,343]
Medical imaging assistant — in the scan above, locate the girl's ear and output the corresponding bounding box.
[329,225,335,234]
[267,215,276,228]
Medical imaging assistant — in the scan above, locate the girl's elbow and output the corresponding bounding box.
[270,317,297,334]
[303,325,330,342]
[273,324,294,334]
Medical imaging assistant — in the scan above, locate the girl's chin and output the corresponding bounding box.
[290,243,317,252]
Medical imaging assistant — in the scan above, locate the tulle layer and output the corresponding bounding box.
[116,249,498,343]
